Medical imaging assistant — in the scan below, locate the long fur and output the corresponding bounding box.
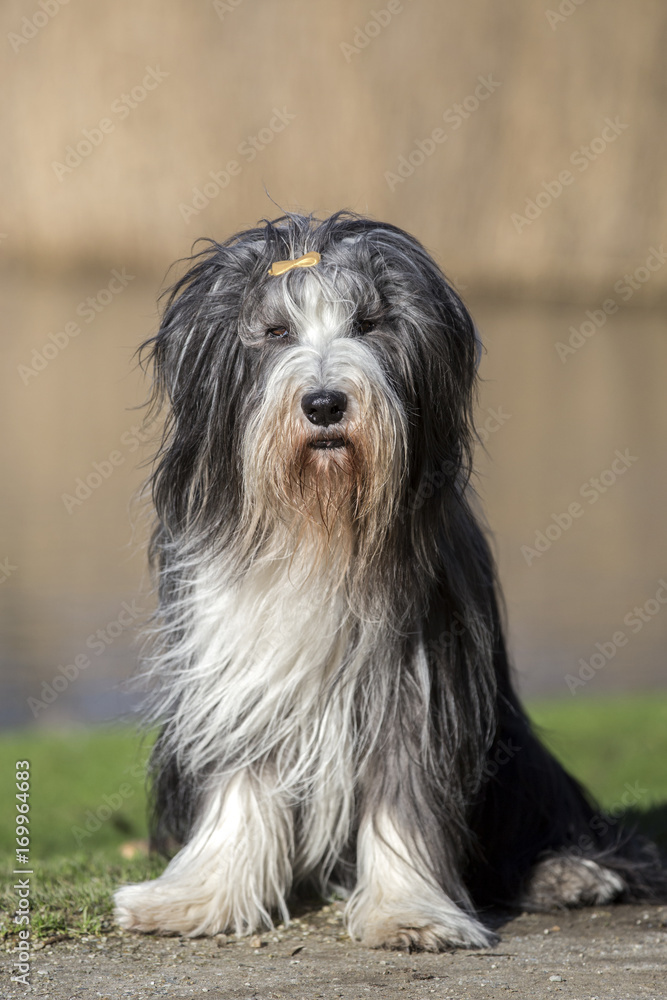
[115,212,666,948]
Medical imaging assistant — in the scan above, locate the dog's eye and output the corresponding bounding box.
[266,326,290,340]
[357,319,377,335]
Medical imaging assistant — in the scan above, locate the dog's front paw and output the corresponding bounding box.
[114,887,154,933]
[114,881,187,935]
[348,894,497,952]
[361,912,497,951]
[114,879,226,936]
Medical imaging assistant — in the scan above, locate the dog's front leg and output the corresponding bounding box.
[346,804,495,951]
[114,769,293,936]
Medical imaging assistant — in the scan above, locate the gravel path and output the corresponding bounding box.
[3,903,665,999]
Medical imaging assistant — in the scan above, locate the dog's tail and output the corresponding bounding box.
[594,830,667,902]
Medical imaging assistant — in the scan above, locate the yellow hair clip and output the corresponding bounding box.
[268,251,321,277]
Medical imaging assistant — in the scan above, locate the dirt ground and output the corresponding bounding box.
[2,902,665,1000]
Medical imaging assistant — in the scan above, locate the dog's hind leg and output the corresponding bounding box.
[345,805,497,951]
[520,852,624,910]
[114,769,293,936]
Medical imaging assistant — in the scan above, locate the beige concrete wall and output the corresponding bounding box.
[3,0,667,299]
[2,1,667,723]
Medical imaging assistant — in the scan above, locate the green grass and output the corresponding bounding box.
[0,725,163,940]
[527,693,667,850]
[1,694,665,941]
[0,725,154,858]
[527,693,667,809]
[1,853,166,940]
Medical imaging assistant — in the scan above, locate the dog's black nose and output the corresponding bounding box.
[301,389,348,426]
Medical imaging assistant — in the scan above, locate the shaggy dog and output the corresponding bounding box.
[114,212,664,949]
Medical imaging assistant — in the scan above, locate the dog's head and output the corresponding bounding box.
[145,213,479,565]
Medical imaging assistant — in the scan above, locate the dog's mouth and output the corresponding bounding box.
[308,437,347,451]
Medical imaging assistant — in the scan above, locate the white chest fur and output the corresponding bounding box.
[164,544,366,869]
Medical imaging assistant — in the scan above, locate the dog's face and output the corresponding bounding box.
[148,214,478,560]
[240,253,409,541]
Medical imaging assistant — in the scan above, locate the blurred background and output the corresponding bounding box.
[1,0,666,875]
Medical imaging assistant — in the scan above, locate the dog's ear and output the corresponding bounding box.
[141,242,261,537]
[147,242,258,414]
[401,258,479,510]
